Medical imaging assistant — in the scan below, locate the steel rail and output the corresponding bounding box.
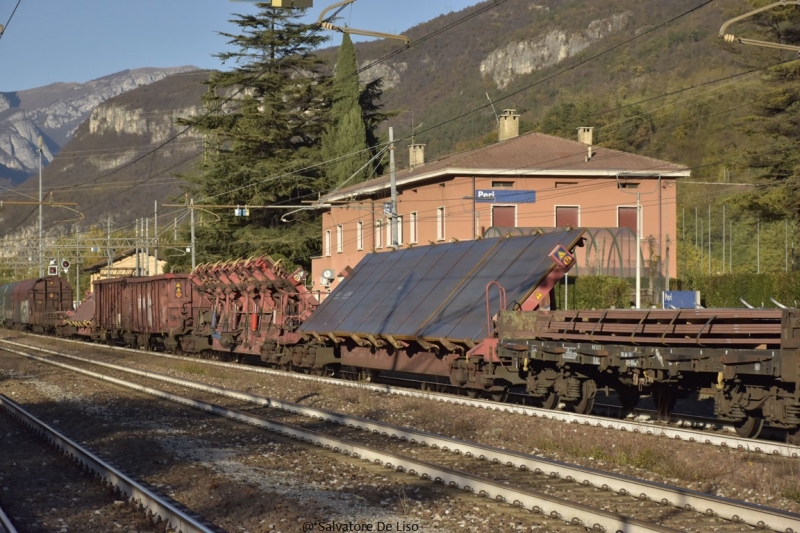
[4,341,800,532]
[0,394,220,533]
[4,334,799,459]
[0,345,682,533]
[0,505,18,533]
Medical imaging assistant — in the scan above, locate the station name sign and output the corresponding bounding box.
[475,190,536,203]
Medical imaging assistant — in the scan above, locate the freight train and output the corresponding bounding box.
[1,228,798,441]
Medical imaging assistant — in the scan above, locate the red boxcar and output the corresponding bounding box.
[93,274,203,350]
[0,276,74,333]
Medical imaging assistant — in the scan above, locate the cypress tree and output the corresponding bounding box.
[174,5,330,270]
[320,33,372,189]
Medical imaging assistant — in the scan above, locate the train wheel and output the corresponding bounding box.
[734,416,765,439]
[565,380,596,415]
[466,389,480,399]
[537,391,559,410]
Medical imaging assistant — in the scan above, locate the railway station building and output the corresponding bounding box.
[311,111,689,299]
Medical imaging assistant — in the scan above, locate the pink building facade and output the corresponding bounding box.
[311,128,689,298]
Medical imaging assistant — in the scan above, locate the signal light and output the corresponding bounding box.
[47,265,58,276]
[61,260,70,269]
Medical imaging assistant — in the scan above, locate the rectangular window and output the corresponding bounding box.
[555,206,579,228]
[491,181,514,188]
[618,206,637,232]
[492,205,516,227]
[437,207,445,241]
[555,181,578,188]
[325,230,332,257]
[375,220,382,249]
[410,212,418,244]
[336,225,343,253]
[356,221,363,251]
[396,215,403,246]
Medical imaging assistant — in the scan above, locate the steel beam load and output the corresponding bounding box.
[498,308,786,348]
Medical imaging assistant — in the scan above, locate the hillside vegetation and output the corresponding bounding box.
[4,0,799,277]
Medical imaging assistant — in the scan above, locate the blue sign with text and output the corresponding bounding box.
[476,190,537,203]
[663,291,700,309]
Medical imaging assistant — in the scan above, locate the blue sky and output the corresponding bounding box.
[0,0,481,92]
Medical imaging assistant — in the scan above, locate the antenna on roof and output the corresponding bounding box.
[486,92,500,124]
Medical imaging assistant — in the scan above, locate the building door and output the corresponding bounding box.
[492,205,516,227]
[555,206,579,228]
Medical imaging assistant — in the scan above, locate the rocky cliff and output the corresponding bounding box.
[0,66,197,184]
[0,70,209,238]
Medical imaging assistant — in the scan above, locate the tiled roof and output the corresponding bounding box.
[323,131,689,202]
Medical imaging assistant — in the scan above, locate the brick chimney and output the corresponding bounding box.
[498,109,520,142]
[409,144,425,169]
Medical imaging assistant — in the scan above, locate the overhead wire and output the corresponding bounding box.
[0,0,22,42]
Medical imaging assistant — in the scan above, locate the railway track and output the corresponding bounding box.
[0,506,17,533]
[4,340,800,533]
[0,394,222,533]
[6,333,799,459]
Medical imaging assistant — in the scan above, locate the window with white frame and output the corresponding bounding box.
[395,216,403,246]
[325,230,331,256]
[356,221,363,250]
[437,206,445,241]
[375,220,382,249]
[336,225,343,253]
[410,212,418,243]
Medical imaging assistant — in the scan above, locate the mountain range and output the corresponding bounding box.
[0,0,761,245]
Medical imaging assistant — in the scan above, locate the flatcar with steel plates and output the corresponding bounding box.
[16,227,800,442]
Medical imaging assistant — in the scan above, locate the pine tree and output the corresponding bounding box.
[174,6,330,270]
[320,33,372,190]
[729,2,800,221]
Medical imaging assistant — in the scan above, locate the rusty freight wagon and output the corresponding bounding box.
[93,274,206,350]
[0,276,74,333]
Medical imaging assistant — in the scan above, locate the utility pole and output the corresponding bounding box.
[75,230,80,302]
[154,201,159,276]
[135,219,140,276]
[722,204,726,272]
[389,127,398,249]
[107,218,112,279]
[707,205,711,275]
[145,217,150,276]
[190,199,196,270]
[636,191,641,308]
[38,136,43,278]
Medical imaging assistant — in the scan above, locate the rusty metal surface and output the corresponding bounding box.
[94,274,192,334]
[299,229,584,343]
[189,256,319,355]
[498,308,784,348]
[0,277,73,326]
